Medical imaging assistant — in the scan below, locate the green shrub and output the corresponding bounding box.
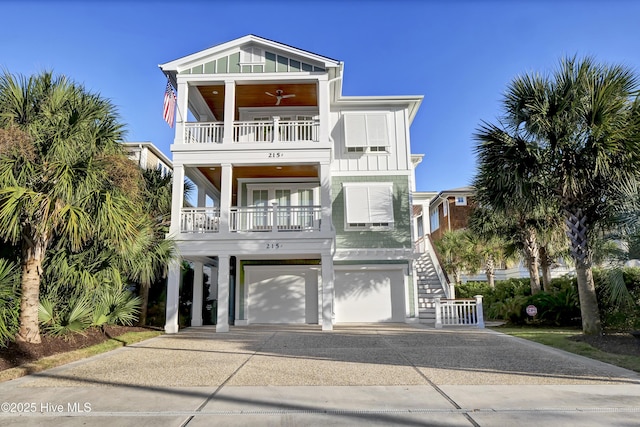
[91,284,141,327]
[489,295,529,323]
[0,259,20,347]
[39,294,93,336]
[456,282,492,299]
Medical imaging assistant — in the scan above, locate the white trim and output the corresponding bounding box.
[159,35,341,72]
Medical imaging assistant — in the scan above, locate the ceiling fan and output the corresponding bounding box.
[265,89,295,105]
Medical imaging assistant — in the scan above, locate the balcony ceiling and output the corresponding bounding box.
[197,83,318,121]
[198,164,320,204]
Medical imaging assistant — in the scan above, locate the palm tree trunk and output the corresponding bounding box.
[566,208,602,335]
[539,246,552,291]
[575,261,601,335]
[524,227,541,294]
[485,256,496,288]
[16,239,46,344]
[138,285,149,326]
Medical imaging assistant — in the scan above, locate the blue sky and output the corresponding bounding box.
[2,1,639,191]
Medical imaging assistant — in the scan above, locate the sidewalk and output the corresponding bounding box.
[1,324,639,426]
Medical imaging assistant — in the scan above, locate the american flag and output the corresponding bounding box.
[163,81,177,128]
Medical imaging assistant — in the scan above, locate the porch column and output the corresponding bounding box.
[216,255,230,332]
[164,261,181,334]
[317,76,329,143]
[222,80,235,144]
[219,164,233,233]
[197,184,206,208]
[321,253,334,331]
[191,261,204,327]
[169,164,185,235]
[175,80,189,144]
[319,161,332,232]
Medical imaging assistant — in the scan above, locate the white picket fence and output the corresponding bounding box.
[435,296,485,328]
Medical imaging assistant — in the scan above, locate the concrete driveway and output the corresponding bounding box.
[0,324,639,426]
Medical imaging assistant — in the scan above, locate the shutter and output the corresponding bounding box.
[344,185,370,223]
[344,114,367,147]
[368,184,394,222]
[344,183,394,224]
[366,115,389,147]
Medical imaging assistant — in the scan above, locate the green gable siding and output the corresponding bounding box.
[332,175,412,249]
[216,56,228,73]
[229,52,241,73]
[277,55,288,72]
[204,61,215,74]
[178,50,326,75]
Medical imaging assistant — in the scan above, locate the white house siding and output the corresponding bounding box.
[331,108,410,173]
[244,265,319,324]
[334,267,405,322]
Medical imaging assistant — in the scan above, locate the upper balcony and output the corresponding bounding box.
[171,79,330,151]
[184,117,319,144]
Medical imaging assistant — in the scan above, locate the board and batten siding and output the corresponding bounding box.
[330,108,411,173]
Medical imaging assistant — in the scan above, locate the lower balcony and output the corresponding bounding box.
[180,206,322,233]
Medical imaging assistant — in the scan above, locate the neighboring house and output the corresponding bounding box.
[428,186,476,241]
[122,141,173,175]
[159,35,449,333]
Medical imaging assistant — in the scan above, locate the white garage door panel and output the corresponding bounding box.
[246,267,319,324]
[334,269,404,322]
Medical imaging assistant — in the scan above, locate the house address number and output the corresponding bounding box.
[266,243,282,249]
[268,152,284,158]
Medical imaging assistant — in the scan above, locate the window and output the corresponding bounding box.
[241,47,263,64]
[343,182,394,230]
[430,209,439,231]
[443,202,448,217]
[455,196,467,206]
[343,113,390,153]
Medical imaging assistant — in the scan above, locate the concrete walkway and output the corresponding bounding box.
[0,324,639,426]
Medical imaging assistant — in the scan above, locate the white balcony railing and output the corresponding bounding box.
[435,296,485,328]
[183,119,319,144]
[230,205,321,232]
[185,122,224,144]
[180,205,321,233]
[180,208,220,232]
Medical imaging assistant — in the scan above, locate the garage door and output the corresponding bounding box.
[245,266,318,324]
[334,268,405,322]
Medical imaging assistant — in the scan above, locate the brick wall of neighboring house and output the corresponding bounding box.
[430,196,476,241]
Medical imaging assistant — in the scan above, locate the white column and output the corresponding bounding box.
[319,162,332,233]
[169,164,185,235]
[164,262,181,334]
[321,253,334,331]
[191,261,204,327]
[475,295,485,329]
[223,80,236,144]
[317,77,329,143]
[435,297,442,329]
[197,184,206,207]
[175,80,189,145]
[219,164,232,233]
[216,255,230,332]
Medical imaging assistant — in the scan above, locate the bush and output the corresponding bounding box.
[0,259,20,347]
[594,267,640,331]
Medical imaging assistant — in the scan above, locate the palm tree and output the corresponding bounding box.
[0,72,139,343]
[467,207,517,288]
[434,229,480,284]
[475,57,640,335]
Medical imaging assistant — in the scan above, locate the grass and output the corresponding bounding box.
[0,330,163,383]
[493,326,640,373]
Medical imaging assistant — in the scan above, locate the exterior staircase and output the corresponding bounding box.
[415,250,447,324]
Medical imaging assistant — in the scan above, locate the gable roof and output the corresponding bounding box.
[159,34,342,78]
